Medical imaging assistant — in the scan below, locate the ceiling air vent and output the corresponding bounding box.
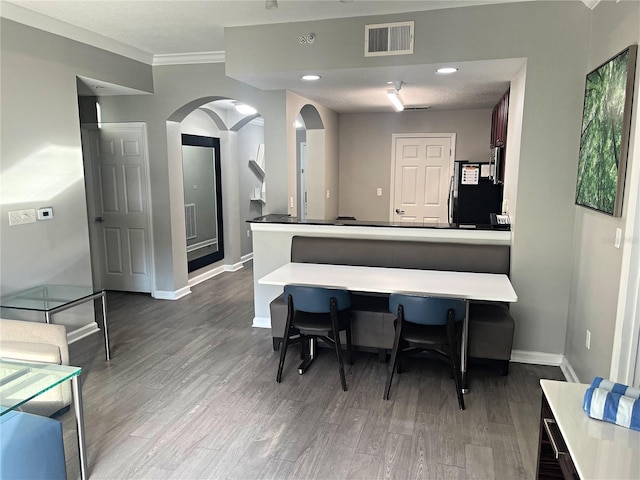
[365,21,414,57]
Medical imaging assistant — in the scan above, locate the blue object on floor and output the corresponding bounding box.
[0,410,67,479]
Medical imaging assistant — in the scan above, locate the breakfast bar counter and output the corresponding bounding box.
[248,215,511,329]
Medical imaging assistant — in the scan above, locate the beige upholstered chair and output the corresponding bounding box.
[0,318,72,416]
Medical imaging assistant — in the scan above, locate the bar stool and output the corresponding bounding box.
[276,285,353,391]
[384,294,466,410]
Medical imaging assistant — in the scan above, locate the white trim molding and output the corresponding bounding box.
[510,349,564,367]
[153,286,192,300]
[153,51,225,66]
[0,2,153,64]
[253,316,271,328]
[581,0,602,10]
[560,357,580,384]
[188,265,226,287]
[242,253,254,263]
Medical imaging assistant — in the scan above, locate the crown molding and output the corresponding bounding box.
[581,0,602,10]
[153,51,225,66]
[1,1,154,64]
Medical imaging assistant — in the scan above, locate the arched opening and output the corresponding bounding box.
[167,97,264,278]
[296,104,325,220]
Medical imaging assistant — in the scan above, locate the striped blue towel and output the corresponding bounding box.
[583,386,640,431]
[590,376,640,399]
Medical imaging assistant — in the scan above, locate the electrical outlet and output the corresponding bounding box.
[326,189,330,199]
[377,187,383,196]
[586,330,591,350]
[8,209,37,226]
[615,228,622,248]
[246,230,250,238]
[290,197,294,208]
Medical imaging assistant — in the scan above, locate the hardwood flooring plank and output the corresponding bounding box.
[407,411,439,479]
[59,263,563,480]
[287,422,340,480]
[437,464,467,480]
[509,399,542,475]
[478,374,513,426]
[314,407,369,479]
[257,458,296,480]
[355,398,394,456]
[488,421,528,480]
[436,387,466,468]
[465,444,496,480]
[347,453,382,480]
[168,447,218,479]
[377,432,412,480]
[387,370,420,436]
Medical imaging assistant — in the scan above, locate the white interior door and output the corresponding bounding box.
[86,124,153,293]
[391,135,454,224]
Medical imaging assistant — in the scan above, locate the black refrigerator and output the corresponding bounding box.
[449,161,503,225]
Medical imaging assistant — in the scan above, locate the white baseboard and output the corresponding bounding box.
[560,357,580,383]
[225,261,244,272]
[67,322,100,344]
[241,253,253,263]
[188,265,226,287]
[153,286,192,300]
[510,349,564,366]
[187,259,249,288]
[253,316,271,328]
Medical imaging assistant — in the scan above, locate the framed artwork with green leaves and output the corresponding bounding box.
[576,44,637,217]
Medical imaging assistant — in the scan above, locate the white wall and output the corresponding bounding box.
[338,108,492,221]
[565,0,640,383]
[0,19,152,304]
[227,1,593,356]
[237,122,265,255]
[99,63,283,295]
[285,91,340,219]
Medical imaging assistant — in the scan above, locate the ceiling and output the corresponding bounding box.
[5,0,536,112]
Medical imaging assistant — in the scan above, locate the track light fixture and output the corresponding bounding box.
[386,81,404,112]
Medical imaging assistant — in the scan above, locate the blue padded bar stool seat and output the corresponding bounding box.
[276,285,353,391]
[385,294,466,410]
[0,410,67,479]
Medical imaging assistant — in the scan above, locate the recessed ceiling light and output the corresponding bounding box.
[301,74,321,81]
[437,67,458,74]
[235,103,257,115]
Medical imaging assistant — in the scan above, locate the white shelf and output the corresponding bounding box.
[249,159,265,178]
[249,144,266,206]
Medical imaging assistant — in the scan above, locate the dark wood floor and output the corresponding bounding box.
[61,262,564,479]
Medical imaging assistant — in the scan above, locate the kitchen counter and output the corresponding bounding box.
[248,214,508,231]
[248,216,511,328]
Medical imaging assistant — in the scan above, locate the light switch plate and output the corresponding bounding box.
[37,207,54,220]
[8,209,37,226]
[615,228,622,248]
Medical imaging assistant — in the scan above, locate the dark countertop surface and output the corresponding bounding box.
[247,214,508,231]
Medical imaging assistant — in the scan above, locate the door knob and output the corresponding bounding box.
[95,217,104,223]
[395,209,405,214]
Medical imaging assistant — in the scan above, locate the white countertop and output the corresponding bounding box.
[259,262,517,302]
[540,379,640,480]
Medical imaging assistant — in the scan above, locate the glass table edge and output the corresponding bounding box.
[0,358,81,416]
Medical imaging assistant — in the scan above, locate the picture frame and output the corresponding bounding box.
[575,44,637,217]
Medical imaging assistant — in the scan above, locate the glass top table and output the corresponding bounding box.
[0,358,88,480]
[1,284,110,361]
[0,359,80,415]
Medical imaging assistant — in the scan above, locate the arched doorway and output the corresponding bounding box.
[167,97,264,276]
[296,104,325,220]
